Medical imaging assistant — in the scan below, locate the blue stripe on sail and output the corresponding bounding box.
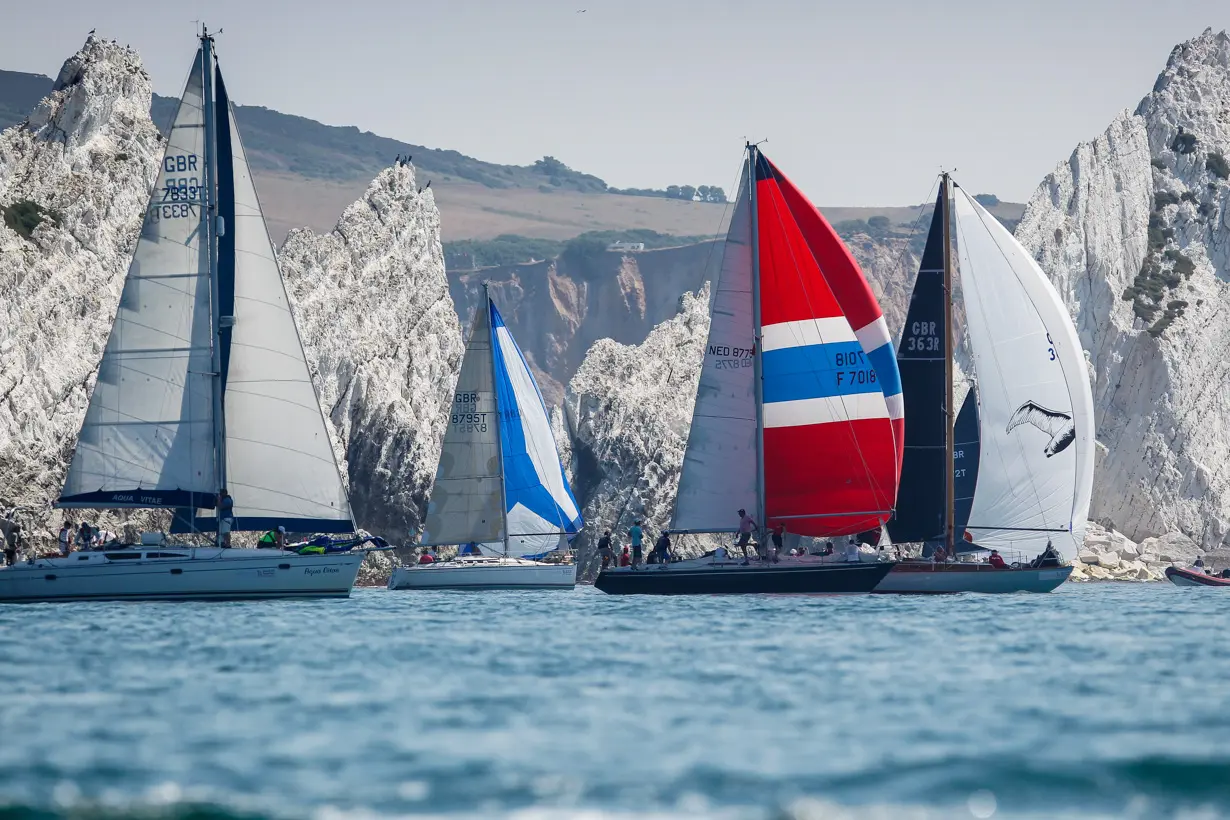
[489,302,583,535]
[762,341,883,405]
[866,342,902,398]
[57,489,213,509]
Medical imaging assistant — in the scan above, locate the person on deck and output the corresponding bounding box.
[714,545,729,561]
[3,523,18,567]
[619,545,631,567]
[653,531,671,566]
[736,509,756,559]
[932,544,948,563]
[58,521,73,557]
[988,549,1008,569]
[597,530,614,570]
[418,547,436,565]
[770,523,784,562]
[1031,541,1062,568]
[217,488,235,548]
[629,521,643,569]
[274,526,287,550]
[77,521,92,551]
[1193,555,1208,574]
[822,541,834,557]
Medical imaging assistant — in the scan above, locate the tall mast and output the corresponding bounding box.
[201,28,226,544]
[748,144,766,539]
[941,172,955,556]
[485,284,511,558]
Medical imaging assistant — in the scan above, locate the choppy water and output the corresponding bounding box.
[2,583,1229,819]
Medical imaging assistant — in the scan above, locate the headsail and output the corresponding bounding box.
[210,67,352,532]
[672,169,757,533]
[886,190,948,544]
[490,301,582,555]
[952,187,1094,559]
[421,304,504,547]
[754,152,901,536]
[60,49,216,509]
[952,389,980,538]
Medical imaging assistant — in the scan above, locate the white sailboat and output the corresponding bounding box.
[876,175,1094,593]
[387,288,582,590]
[0,30,364,603]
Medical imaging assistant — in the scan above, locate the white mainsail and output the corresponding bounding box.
[671,168,757,533]
[214,83,352,530]
[60,51,216,508]
[953,187,1095,560]
[421,304,504,547]
[491,301,582,556]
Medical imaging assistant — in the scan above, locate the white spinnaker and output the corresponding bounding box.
[219,93,352,528]
[61,50,216,506]
[422,305,504,547]
[953,187,1094,560]
[671,167,757,533]
[492,312,581,557]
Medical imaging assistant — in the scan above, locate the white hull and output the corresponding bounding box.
[0,547,362,603]
[387,557,576,590]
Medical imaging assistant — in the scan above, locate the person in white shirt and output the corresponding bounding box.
[58,521,73,556]
[844,539,861,563]
[714,545,728,562]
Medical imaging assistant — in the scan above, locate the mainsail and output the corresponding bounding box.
[62,35,354,534]
[491,301,583,555]
[886,190,949,544]
[421,305,504,547]
[952,187,1094,559]
[673,147,903,537]
[60,50,215,509]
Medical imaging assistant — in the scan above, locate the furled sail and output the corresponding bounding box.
[60,49,216,509]
[421,304,504,547]
[211,68,352,532]
[491,301,582,555]
[754,152,902,536]
[671,169,757,533]
[886,190,948,544]
[952,187,1094,559]
[952,388,980,539]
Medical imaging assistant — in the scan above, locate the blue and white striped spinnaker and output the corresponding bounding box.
[490,301,583,555]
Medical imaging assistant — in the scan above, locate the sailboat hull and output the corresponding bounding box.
[593,558,894,595]
[872,561,1073,594]
[387,557,577,590]
[0,548,362,603]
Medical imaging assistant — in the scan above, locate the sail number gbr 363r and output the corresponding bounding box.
[147,153,202,223]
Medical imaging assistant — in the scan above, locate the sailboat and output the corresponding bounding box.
[387,288,582,590]
[0,30,365,603]
[594,145,902,595]
[876,174,1094,594]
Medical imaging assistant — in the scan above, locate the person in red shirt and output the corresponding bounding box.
[418,547,437,565]
[988,549,1008,569]
[619,545,631,567]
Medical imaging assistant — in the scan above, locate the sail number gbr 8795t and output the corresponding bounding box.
[452,392,488,434]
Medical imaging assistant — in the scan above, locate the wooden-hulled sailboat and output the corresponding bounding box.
[594,145,902,595]
[0,31,365,603]
[387,288,583,590]
[876,174,1094,594]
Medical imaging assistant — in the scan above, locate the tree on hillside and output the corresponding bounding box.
[666,185,681,199]
[706,186,727,203]
[697,185,710,202]
[679,185,697,202]
[973,193,1000,207]
[868,215,891,234]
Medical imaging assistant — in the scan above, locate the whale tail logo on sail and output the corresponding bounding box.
[1006,400,1075,457]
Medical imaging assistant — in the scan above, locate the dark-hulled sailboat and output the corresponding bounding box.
[876,174,1094,594]
[594,145,902,595]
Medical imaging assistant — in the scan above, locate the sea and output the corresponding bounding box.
[2,583,1229,820]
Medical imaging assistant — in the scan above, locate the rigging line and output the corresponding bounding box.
[953,189,1078,530]
[756,169,888,513]
[689,152,747,299]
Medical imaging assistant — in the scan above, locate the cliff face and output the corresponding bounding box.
[0,36,163,533]
[1017,28,1230,548]
[279,166,463,542]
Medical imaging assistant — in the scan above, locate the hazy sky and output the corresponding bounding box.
[2,0,1227,205]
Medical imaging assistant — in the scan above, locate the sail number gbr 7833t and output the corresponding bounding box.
[146,153,202,223]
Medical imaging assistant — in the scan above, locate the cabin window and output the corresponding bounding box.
[146,552,188,559]
[104,552,142,560]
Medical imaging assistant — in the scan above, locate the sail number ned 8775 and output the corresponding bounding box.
[452,392,487,433]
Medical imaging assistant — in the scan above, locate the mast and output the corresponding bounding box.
[748,144,766,542]
[486,284,511,558]
[941,172,955,556]
[201,28,226,544]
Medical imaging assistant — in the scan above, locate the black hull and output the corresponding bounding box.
[593,561,894,595]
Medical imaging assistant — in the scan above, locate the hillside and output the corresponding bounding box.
[1,64,1023,245]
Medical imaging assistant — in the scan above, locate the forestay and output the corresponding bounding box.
[491,301,582,555]
[421,305,504,547]
[60,51,216,509]
[953,187,1094,559]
